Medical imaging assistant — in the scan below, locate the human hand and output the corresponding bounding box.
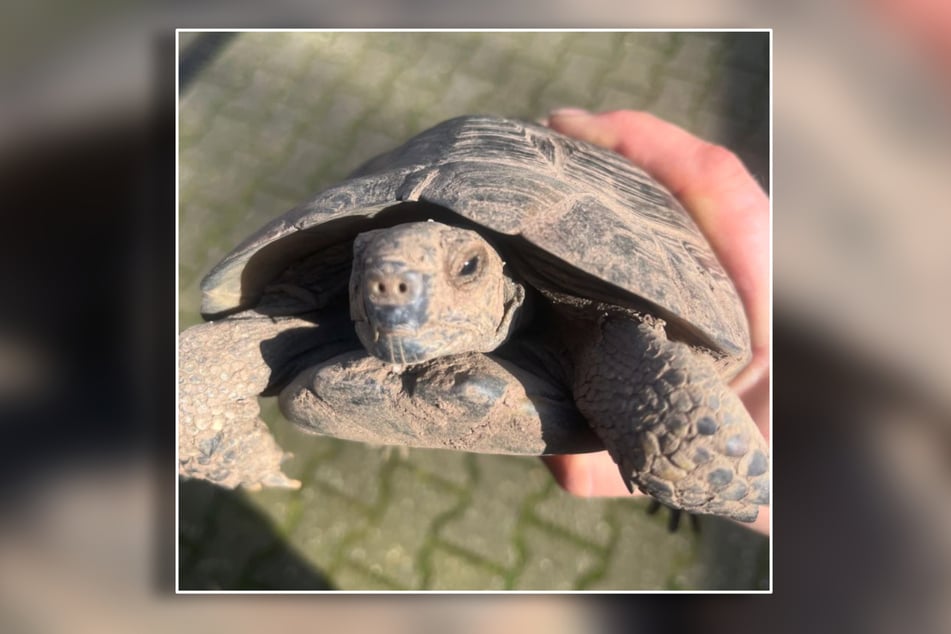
[541,109,771,535]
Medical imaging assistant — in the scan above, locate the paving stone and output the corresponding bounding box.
[586,501,699,590]
[179,486,280,590]
[242,484,300,533]
[438,455,549,571]
[399,447,473,490]
[614,33,678,71]
[462,38,519,78]
[664,33,725,81]
[515,32,575,70]
[594,85,655,113]
[433,73,497,118]
[427,547,508,590]
[513,523,603,590]
[263,136,338,198]
[725,33,771,73]
[178,479,220,546]
[331,562,403,590]
[413,37,470,89]
[530,486,615,550]
[179,32,201,51]
[693,108,735,148]
[338,464,462,589]
[673,516,770,590]
[239,545,335,590]
[247,189,298,227]
[305,441,389,506]
[706,68,768,122]
[555,48,614,96]
[535,83,602,117]
[494,63,553,114]
[597,60,659,102]
[284,482,372,571]
[568,32,622,59]
[648,75,706,130]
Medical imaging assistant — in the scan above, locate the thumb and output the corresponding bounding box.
[545,108,617,148]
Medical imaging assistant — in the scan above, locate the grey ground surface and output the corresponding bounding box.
[178,31,769,591]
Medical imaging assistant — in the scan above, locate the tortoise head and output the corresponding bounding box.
[350,221,522,364]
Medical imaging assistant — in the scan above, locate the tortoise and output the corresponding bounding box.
[179,114,769,522]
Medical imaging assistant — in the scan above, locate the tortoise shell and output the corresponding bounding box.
[200,115,748,362]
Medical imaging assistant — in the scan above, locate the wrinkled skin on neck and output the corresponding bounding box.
[349,221,520,365]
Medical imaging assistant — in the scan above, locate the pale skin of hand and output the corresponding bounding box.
[542,109,771,535]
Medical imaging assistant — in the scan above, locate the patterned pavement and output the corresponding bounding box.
[178,31,769,591]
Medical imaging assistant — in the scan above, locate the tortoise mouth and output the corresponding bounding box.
[363,301,429,334]
[367,332,432,365]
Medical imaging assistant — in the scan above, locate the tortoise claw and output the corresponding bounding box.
[646,499,701,533]
[257,471,302,490]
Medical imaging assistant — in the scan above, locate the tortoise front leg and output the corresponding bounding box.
[279,350,603,456]
[178,315,315,489]
[572,317,769,522]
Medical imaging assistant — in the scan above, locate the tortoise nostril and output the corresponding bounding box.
[366,269,422,306]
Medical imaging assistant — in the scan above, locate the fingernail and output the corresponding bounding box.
[548,107,591,118]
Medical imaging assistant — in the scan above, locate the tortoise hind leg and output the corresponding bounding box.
[572,317,769,522]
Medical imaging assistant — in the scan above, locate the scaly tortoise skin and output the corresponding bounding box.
[179,115,769,522]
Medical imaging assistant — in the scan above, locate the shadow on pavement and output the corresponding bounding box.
[179,480,335,591]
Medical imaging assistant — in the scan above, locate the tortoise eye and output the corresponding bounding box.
[458,255,480,277]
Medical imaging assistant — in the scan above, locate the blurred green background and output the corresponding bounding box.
[178,30,769,591]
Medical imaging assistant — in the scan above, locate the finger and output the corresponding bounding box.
[547,110,770,384]
[740,368,771,443]
[748,505,771,536]
[542,452,642,498]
